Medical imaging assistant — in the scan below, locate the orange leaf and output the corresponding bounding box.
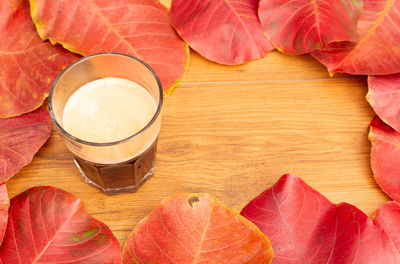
[0,186,121,263]
[170,0,273,64]
[367,74,400,132]
[0,184,9,247]
[30,0,189,93]
[258,0,362,55]
[0,0,79,118]
[122,193,273,264]
[312,0,400,75]
[369,116,400,202]
[0,107,51,182]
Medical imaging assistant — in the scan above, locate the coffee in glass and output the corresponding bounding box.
[49,53,163,195]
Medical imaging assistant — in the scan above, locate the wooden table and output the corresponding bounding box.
[8,11,389,246]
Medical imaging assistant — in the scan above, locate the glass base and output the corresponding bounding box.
[71,138,158,195]
[74,158,155,195]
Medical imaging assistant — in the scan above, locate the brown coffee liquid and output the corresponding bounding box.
[73,139,158,195]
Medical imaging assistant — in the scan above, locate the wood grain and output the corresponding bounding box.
[7,49,387,245]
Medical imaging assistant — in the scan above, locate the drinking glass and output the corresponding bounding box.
[49,52,163,195]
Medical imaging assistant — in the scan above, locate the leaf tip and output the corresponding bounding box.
[368,126,374,141]
[166,78,182,95]
[165,45,190,95]
[276,47,286,54]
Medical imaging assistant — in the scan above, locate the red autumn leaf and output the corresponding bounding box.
[122,193,273,264]
[258,0,362,55]
[241,174,400,263]
[369,116,400,202]
[312,0,400,75]
[170,0,273,65]
[0,186,121,263]
[0,184,9,247]
[30,0,189,94]
[0,107,51,183]
[367,74,400,132]
[374,201,400,251]
[0,0,79,118]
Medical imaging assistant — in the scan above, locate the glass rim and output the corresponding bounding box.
[48,52,163,147]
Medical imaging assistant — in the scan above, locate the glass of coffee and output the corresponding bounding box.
[49,53,163,195]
